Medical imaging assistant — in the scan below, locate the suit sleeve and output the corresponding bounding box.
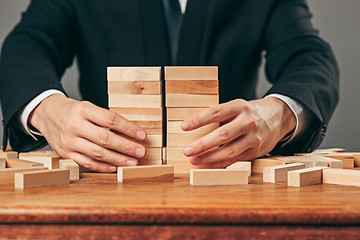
[263,0,339,154]
[0,0,76,152]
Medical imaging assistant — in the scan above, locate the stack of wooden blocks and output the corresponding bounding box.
[108,67,163,165]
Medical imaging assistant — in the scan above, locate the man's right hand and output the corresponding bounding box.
[28,94,147,172]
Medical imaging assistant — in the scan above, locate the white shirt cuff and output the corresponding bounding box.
[18,90,66,139]
[265,94,313,145]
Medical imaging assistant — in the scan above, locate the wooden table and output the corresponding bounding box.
[0,172,360,239]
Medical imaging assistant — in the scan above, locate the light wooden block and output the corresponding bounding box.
[108,81,161,95]
[323,168,360,187]
[325,153,355,169]
[166,94,218,108]
[190,169,248,186]
[117,133,163,148]
[0,158,5,169]
[19,156,60,169]
[117,165,174,182]
[0,151,18,160]
[59,159,80,180]
[110,108,162,121]
[140,147,162,162]
[275,156,328,168]
[107,67,161,82]
[251,158,285,173]
[354,153,360,167]
[6,159,43,168]
[166,147,188,161]
[167,121,218,135]
[109,94,162,108]
[311,148,346,154]
[132,121,163,135]
[0,167,47,185]
[166,80,218,95]
[226,161,251,177]
[166,159,206,173]
[288,167,327,187]
[167,108,209,121]
[162,147,167,165]
[15,169,70,189]
[263,163,306,183]
[165,66,218,80]
[19,151,60,158]
[167,133,214,147]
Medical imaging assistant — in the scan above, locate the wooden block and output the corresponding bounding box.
[167,133,205,147]
[162,147,167,165]
[110,108,162,121]
[226,161,251,177]
[166,159,206,173]
[263,163,306,183]
[190,169,248,186]
[288,167,327,187]
[166,94,218,108]
[116,133,163,147]
[0,158,5,169]
[141,147,162,162]
[166,147,188,161]
[324,153,355,169]
[0,151,18,160]
[108,81,161,95]
[167,121,218,135]
[312,156,343,168]
[59,159,80,180]
[138,160,163,166]
[251,158,285,173]
[109,94,162,108]
[275,156,328,168]
[167,108,208,121]
[15,169,70,189]
[117,165,174,182]
[6,159,43,168]
[166,80,218,95]
[354,153,360,167]
[107,67,161,82]
[165,66,218,80]
[19,156,60,169]
[311,148,346,154]
[323,168,360,187]
[0,167,47,185]
[19,151,59,158]
[133,121,163,135]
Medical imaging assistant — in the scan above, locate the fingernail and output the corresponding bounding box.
[135,147,145,157]
[126,160,137,166]
[136,131,146,140]
[108,166,117,172]
[181,121,192,130]
[184,146,195,156]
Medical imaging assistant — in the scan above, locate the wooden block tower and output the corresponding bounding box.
[165,66,219,173]
[108,67,163,165]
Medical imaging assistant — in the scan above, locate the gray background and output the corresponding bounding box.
[0,1,359,151]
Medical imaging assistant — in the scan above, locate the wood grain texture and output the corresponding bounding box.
[226,161,251,176]
[0,151,18,160]
[133,121,163,135]
[107,67,161,82]
[0,167,47,184]
[263,163,306,183]
[0,158,5,169]
[15,169,70,189]
[117,133,163,148]
[324,153,355,169]
[166,94,218,108]
[167,121,218,134]
[288,167,327,187]
[59,160,80,180]
[166,159,206,173]
[109,94,162,108]
[323,168,360,186]
[110,107,162,121]
[6,159,43,168]
[166,147,188,161]
[167,107,208,121]
[167,133,203,147]
[166,80,218,94]
[354,153,360,167]
[275,156,328,168]
[190,169,248,186]
[19,156,60,169]
[117,165,174,183]
[140,147,162,162]
[251,158,285,173]
[165,66,218,80]
[108,81,161,95]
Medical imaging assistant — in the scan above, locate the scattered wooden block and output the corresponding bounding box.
[108,81,161,95]
[323,168,360,187]
[19,156,60,169]
[311,148,346,154]
[354,153,360,167]
[166,159,206,173]
[162,147,167,165]
[167,107,208,121]
[166,94,218,108]
[275,156,328,168]
[15,169,70,189]
[251,158,285,173]
[0,151,18,160]
[110,107,162,121]
[117,165,174,183]
[165,66,218,80]
[226,161,251,176]
[190,169,248,186]
[0,158,5,169]
[107,67,161,82]
[166,80,218,95]
[324,153,354,169]
[167,121,218,134]
[19,151,60,158]
[59,159,80,180]
[288,167,327,187]
[263,163,306,183]
[109,94,162,108]
[6,159,43,168]
[0,167,47,185]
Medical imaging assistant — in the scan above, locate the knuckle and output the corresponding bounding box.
[120,142,132,155]
[107,112,118,128]
[82,161,92,170]
[63,118,78,132]
[209,107,222,121]
[75,101,90,114]
[218,129,230,142]
[100,132,112,147]
[92,146,105,160]
[197,140,206,152]
[224,147,237,159]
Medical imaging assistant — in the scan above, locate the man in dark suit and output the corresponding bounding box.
[0,0,339,172]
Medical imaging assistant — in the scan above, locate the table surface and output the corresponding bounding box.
[1,171,360,225]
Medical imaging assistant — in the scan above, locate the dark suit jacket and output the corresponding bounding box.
[0,0,339,154]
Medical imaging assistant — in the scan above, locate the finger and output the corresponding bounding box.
[183,115,254,157]
[79,101,147,141]
[78,122,146,158]
[73,137,139,167]
[201,158,238,169]
[181,99,246,131]
[68,152,117,173]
